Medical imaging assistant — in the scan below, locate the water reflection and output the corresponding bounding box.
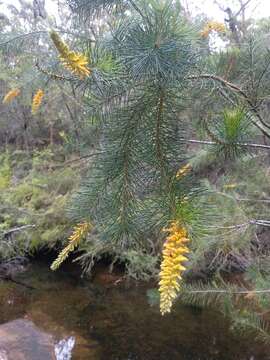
[55,337,76,360]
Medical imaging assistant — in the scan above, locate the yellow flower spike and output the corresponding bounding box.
[223,183,238,190]
[51,221,92,271]
[176,163,192,179]
[32,89,44,115]
[200,21,226,38]
[3,88,20,104]
[159,221,190,315]
[50,31,91,79]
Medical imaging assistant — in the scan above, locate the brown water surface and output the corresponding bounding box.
[0,260,269,360]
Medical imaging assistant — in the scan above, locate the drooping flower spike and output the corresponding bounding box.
[159,221,190,315]
[3,88,20,104]
[32,89,44,115]
[51,221,92,271]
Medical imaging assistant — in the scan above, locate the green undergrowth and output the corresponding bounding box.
[0,147,159,279]
[1,145,270,283]
[0,147,80,259]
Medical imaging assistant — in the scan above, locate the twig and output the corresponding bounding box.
[51,152,102,169]
[209,219,270,231]
[235,0,253,17]
[180,138,270,150]
[236,198,270,204]
[187,74,270,136]
[187,289,270,294]
[2,225,36,238]
[0,31,47,47]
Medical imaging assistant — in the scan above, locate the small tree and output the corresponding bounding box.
[2,0,270,338]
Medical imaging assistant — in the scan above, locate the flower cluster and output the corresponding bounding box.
[51,222,92,271]
[3,88,20,104]
[200,21,226,38]
[159,221,190,315]
[31,89,44,114]
[50,31,90,79]
[176,163,192,179]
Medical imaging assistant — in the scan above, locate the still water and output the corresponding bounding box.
[0,260,269,360]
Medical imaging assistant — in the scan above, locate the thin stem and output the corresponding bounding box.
[0,31,47,47]
[188,74,270,136]
[187,289,270,294]
[208,219,270,230]
[128,0,150,24]
[180,138,270,150]
[156,90,165,172]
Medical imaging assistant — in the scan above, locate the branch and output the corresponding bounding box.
[187,74,270,136]
[50,152,102,169]
[0,31,47,47]
[235,0,253,17]
[209,219,270,230]
[180,138,270,150]
[236,198,270,204]
[35,62,72,81]
[2,225,36,238]
[187,289,270,294]
[128,0,150,23]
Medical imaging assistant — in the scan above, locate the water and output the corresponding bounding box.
[0,260,269,360]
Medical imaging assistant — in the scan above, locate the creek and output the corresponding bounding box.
[0,259,269,360]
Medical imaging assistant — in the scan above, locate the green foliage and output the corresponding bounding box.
[0,149,80,259]
[0,153,12,190]
[68,0,205,265]
[68,0,121,18]
[120,250,158,280]
[214,108,251,159]
[2,0,270,340]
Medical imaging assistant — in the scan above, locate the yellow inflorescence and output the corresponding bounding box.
[223,183,238,190]
[200,21,226,38]
[3,88,20,104]
[50,31,91,79]
[159,221,190,315]
[176,163,192,179]
[51,221,92,271]
[32,89,44,114]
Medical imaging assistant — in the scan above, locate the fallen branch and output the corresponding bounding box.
[2,225,36,238]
